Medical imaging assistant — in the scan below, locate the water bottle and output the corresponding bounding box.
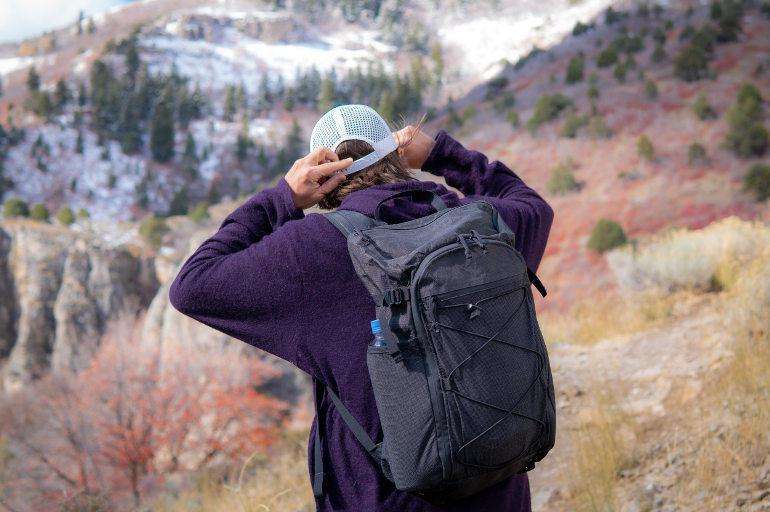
[370,320,387,347]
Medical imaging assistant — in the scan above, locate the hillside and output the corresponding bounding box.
[0,0,769,510]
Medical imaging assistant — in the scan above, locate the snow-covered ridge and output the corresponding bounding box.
[436,0,617,80]
[140,12,395,93]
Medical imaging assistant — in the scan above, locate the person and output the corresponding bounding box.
[169,104,554,511]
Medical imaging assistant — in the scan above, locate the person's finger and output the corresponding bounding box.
[317,173,347,195]
[313,157,353,178]
[308,146,339,165]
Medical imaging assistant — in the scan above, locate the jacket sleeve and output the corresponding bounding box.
[168,178,307,363]
[422,130,554,271]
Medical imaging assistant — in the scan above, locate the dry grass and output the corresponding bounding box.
[562,376,640,512]
[553,225,770,512]
[540,288,679,346]
[151,429,313,512]
[669,251,770,510]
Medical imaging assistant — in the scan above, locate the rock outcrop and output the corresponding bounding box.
[0,219,311,415]
[0,221,158,390]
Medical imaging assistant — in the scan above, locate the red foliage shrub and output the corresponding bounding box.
[0,315,287,511]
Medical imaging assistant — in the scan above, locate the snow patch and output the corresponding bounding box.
[0,56,37,77]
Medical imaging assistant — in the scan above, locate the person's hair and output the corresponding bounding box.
[318,116,426,210]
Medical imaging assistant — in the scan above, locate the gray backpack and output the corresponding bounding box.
[313,190,555,502]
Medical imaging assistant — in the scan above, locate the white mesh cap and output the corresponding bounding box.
[309,104,398,175]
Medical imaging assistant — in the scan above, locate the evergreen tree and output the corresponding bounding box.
[587,219,627,252]
[223,85,237,122]
[429,42,444,86]
[644,79,659,99]
[547,162,579,194]
[237,81,249,115]
[177,84,194,130]
[150,84,175,162]
[90,60,121,138]
[716,0,743,42]
[565,56,584,84]
[674,44,709,81]
[284,87,295,112]
[30,203,49,221]
[723,85,768,157]
[317,74,337,113]
[651,43,667,64]
[75,129,84,154]
[613,61,628,83]
[57,206,75,225]
[78,81,87,106]
[27,66,40,93]
[54,79,71,111]
[235,131,254,163]
[36,92,53,119]
[688,142,707,165]
[190,82,207,119]
[168,187,189,216]
[77,10,84,36]
[118,93,143,153]
[125,38,140,86]
[183,132,198,162]
[285,118,304,163]
[87,17,96,34]
[256,73,272,113]
[637,134,655,160]
[693,91,716,120]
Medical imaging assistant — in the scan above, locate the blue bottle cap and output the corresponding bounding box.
[370,319,382,333]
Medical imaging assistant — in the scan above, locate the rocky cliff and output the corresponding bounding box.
[0,220,159,390]
[0,219,312,413]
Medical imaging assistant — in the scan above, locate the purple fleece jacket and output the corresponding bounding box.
[169,130,554,511]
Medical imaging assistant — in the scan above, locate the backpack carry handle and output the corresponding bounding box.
[374,190,447,222]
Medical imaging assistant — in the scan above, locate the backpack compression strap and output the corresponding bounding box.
[312,379,383,498]
[324,209,381,236]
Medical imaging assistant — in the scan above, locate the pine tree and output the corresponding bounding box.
[235,131,254,163]
[118,93,143,154]
[237,82,249,115]
[644,79,659,99]
[150,84,175,162]
[637,134,655,160]
[77,10,84,36]
[78,82,87,106]
[190,82,207,119]
[177,84,193,130]
[27,67,40,93]
[285,118,304,163]
[317,75,337,113]
[36,91,52,119]
[125,38,140,86]
[223,85,237,122]
[565,56,584,84]
[183,132,198,162]
[284,87,295,112]
[75,129,84,154]
[54,79,71,111]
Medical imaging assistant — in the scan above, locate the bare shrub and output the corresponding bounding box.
[0,314,287,511]
[607,217,770,292]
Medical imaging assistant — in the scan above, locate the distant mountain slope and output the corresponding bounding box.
[429,0,770,311]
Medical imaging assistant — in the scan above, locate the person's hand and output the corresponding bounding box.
[285,147,352,209]
[394,126,435,169]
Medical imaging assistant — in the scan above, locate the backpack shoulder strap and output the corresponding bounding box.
[312,379,383,498]
[324,209,381,236]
